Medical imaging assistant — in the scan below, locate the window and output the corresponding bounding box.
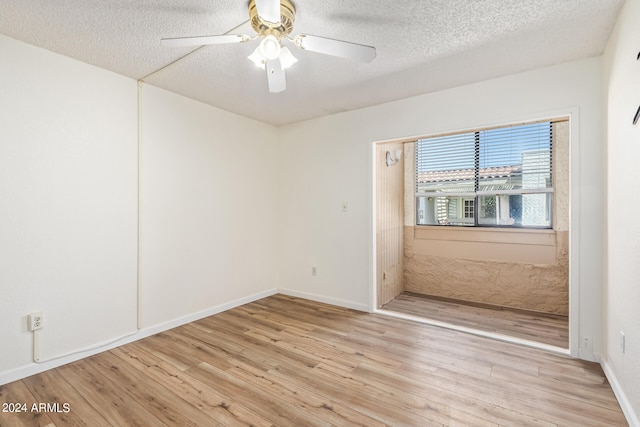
[416,120,559,228]
[464,199,475,219]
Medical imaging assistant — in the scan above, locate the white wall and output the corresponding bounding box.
[139,84,280,328]
[0,35,138,376]
[278,57,606,359]
[0,35,281,384]
[276,114,373,310]
[603,0,640,423]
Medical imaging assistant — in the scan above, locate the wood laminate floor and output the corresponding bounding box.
[0,295,624,426]
[382,292,569,349]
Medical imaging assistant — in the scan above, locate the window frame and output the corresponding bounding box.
[415,119,559,229]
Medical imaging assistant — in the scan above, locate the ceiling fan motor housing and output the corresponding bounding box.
[249,0,296,37]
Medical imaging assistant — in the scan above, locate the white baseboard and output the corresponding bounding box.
[0,288,366,386]
[598,354,640,427]
[136,288,279,339]
[278,288,369,312]
[0,288,278,386]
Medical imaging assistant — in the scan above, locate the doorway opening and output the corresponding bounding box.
[374,119,570,351]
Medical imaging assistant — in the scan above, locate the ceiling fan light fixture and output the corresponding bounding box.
[279,47,297,70]
[259,35,281,61]
[250,35,297,71]
[248,46,266,69]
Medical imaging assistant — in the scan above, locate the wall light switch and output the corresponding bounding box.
[341,202,348,212]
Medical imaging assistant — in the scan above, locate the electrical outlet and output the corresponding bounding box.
[620,331,626,354]
[28,312,44,331]
[311,267,317,276]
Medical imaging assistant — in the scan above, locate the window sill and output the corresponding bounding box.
[409,226,560,264]
[413,225,556,246]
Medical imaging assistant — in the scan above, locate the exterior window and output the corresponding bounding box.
[464,199,474,219]
[416,120,559,228]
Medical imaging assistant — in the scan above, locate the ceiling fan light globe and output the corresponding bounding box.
[279,47,298,70]
[260,35,281,61]
[248,47,266,69]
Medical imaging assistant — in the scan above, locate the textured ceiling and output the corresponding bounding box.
[0,1,625,126]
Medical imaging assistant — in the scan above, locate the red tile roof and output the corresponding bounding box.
[417,165,521,183]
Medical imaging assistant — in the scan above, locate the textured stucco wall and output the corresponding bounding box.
[404,228,568,315]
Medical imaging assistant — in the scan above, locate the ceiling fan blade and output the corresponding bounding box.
[255,0,281,25]
[161,34,249,48]
[265,58,286,93]
[293,34,376,63]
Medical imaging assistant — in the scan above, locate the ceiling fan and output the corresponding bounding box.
[161,0,376,93]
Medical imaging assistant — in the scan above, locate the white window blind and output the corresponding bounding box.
[477,122,552,194]
[415,120,560,228]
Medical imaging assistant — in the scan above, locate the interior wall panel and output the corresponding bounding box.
[603,0,640,420]
[138,84,280,329]
[376,142,405,307]
[0,34,138,373]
